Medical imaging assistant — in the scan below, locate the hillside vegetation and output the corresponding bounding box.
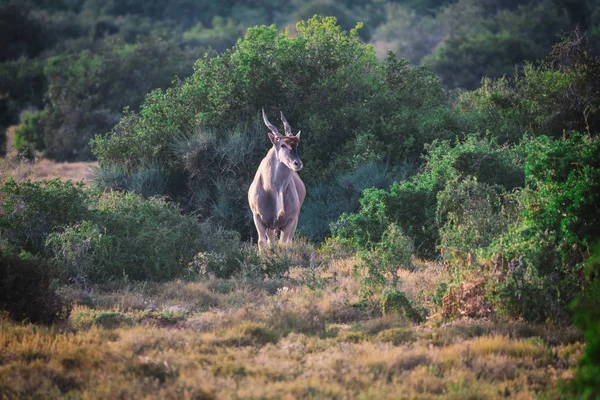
[1,0,599,159]
[1,8,600,399]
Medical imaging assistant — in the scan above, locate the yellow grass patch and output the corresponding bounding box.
[0,237,583,398]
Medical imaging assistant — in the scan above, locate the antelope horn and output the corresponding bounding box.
[262,108,282,136]
[280,111,293,136]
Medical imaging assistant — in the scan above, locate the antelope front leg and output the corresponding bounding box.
[266,229,277,246]
[280,218,298,245]
[253,214,268,252]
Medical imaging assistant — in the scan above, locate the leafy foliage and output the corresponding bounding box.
[437,177,520,264]
[0,178,244,284]
[39,36,190,160]
[489,134,600,321]
[567,244,600,398]
[92,17,455,239]
[13,110,45,156]
[0,178,90,253]
[299,162,393,241]
[457,31,600,142]
[353,223,423,319]
[47,192,243,283]
[332,134,524,256]
[374,0,598,89]
[380,287,425,323]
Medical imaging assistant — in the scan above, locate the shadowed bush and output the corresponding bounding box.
[0,252,70,324]
[300,163,393,241]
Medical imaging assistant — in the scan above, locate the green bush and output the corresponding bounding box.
[93,17,384,177]
[0,178,245,283]
[380,287,425,323]
[94,163,170,199]
[47,191,244,283]
[353,224,417,315]
[14,109,45,156]
[437,177,521,263]
[38,35,191,161]
[92,17,458,239]
[332,134,524,256]
[457,32,600,142]
[0,251,69,324]
[489,134,600,321]
[0,178,90,253]
[46,220,114,285]
[299,162,393,241]
[432,133,598,323]
[0,57,46,152]
[567,245,600,398]
[424,0,580,90]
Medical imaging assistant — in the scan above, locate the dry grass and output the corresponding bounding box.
[0,155,97,183]
[0,127,585,398]
[0,257,583,399]
[1,126,97,184]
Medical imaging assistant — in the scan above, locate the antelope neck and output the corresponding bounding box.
[265,147,292,191]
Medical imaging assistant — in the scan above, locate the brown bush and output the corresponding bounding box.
[442,276,494,319]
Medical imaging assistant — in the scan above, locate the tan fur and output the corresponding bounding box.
[249,111,306,251]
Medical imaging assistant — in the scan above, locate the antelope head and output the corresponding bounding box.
[262,109,303,171]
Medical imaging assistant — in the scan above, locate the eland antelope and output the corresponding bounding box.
[248,109,306,251]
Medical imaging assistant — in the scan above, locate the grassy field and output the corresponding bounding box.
[0,256,582,399]
[0,125,585,399]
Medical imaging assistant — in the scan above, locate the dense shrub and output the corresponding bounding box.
[93,17,382,176]
[13,110,45,156]
[489,134,600,321]
[437,177,521,264]
[0,251,69,324]
[0,57,46,148]
[434,134,599,323]
[0,178,90,253]
[353,223,424,319]
[457,32,600,143]
[92,17,459,240]
[47,191,243,283]
[46,221,113,285]
[567,245,600,398]
[332,134,525,256]
[373,0,596,90]
[0,178,244,283]
[380,287,425,323]
[94,116,266,236]
[425,0,571,90]
[0,3,54,62]
[299,162,393,241]
[40,36,191,160]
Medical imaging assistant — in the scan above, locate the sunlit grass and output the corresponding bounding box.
[0,254,583,399]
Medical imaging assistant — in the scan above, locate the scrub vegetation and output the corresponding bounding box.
[1,6,600,399]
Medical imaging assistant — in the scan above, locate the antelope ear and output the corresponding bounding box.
[295,130,301,140]
[268,132,279,146]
